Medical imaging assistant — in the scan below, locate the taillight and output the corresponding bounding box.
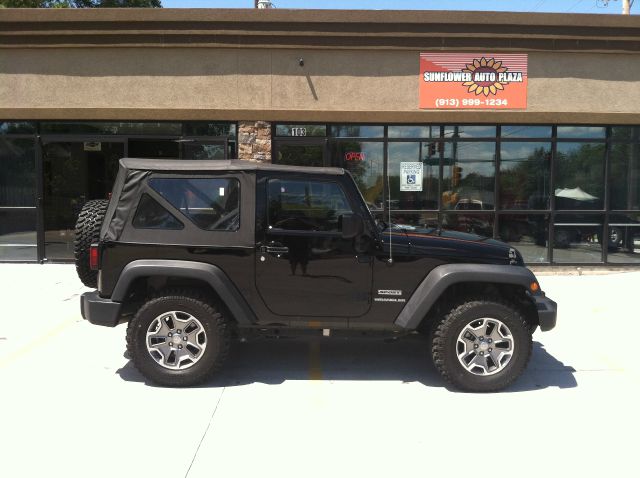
[89,244,99,270]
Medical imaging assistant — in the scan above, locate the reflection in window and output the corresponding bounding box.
[275,144,324,167]
[388,142,439,210]
[498,214,549,263]
[333,141,384,211]
[609,143,639,210]
[0,122,36,135]
[0,138,36,207]
[501,126,552,138]
[330,125,384,138]
[389,212,438,230]
[607,213,640,263]
[441,213,494,238]
[499,142,551,210]
[268,179,353,232]
[442,142,495,211]
[552,214,603,263]
[0,208,37,261]
[184,122,236,137]
[555,143,605,210]
[388,126,440,139]
[557,126,606,139]
[149,178,240,231]
[444,126,496,138]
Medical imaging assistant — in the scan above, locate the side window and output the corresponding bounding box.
[149,177,240,231]
[268,179,353,232]
[133,193,184,230]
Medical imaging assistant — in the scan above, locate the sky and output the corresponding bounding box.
[162,0,638,15]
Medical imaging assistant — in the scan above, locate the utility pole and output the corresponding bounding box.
[622,0,631,14]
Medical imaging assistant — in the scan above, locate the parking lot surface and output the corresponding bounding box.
[0,264,638,478]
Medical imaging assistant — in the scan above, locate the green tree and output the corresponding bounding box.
[0,0,161,7]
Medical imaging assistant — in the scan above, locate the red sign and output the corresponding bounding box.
[345,152,366,162]
[419,53,528,110]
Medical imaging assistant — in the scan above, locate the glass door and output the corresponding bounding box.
[42,139,125,261]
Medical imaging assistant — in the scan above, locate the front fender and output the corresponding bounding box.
[394,264,543,330]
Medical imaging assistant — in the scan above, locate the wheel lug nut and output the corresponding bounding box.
[489,348,492,352]
[474,344,479,349]
[488,339,492,344]
[169,342,173,346]
[178,345,183,350]
[176,329,182,334]
[479,351,484,356]
[479,337,484,341]
[183,336,187,341]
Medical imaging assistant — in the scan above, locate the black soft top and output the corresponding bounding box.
[118,158,345,175]
[100,158,345,245]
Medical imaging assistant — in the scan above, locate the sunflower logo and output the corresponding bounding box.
[462,57,508,96]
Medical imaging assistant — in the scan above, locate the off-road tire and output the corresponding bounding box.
[431,299,532,393]
[74,199,108,288]
[126,290,231,387]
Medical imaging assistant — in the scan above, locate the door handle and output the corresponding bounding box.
[261,245,289,254]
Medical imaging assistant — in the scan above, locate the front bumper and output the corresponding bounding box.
[534,293,557,332]
[80,291,122,328]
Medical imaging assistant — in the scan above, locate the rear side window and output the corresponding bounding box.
[267,179,353,232]
[148,177,240,231]
[133,194,184,230]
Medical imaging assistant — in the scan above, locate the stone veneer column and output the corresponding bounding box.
[237,120,272,162]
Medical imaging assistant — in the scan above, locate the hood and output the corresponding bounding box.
[382,224,523,266]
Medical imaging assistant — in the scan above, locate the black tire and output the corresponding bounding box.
[74,199,108,288]
[126,290,231,387]
[431,300,532,393]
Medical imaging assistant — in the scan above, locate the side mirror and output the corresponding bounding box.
[341,213,364,239]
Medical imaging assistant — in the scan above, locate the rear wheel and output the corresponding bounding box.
[126,291,231,387]
[431,300,532,392]
[74,199,108,288]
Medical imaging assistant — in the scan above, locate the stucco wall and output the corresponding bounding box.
[1,47,639,123]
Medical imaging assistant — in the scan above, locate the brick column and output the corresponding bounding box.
[237,120,272,162]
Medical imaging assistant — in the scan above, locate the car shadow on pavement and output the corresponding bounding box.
[116,337,576,392]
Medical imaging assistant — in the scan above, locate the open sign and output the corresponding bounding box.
[345,152,366,162]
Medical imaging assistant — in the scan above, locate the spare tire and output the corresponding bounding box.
[74,199,109,288]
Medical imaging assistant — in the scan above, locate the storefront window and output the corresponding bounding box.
[184,122,236,137]
[441,213,494,238]
[389,212,438,229]
[499,142,551,210]
[388,126,440,139]
[387,142,439,211]
[40,121,183,136]
[442,141,495,211]
[444,125,496,138]
[0,122,36,135]
[498,214,549,263]
[330,125,384,138]
[610,126,639,141]
[555,143,605,210]
[557,126,606,139]
[552,214,603,263]
[501,125,552,138]
[0,138,36,207]
[332,141,384,212]
[607,213,640,263]
[0,209,37,261]
[609,142,640,210]
[275,124,327,137]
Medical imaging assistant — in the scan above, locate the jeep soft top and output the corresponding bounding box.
[78,158,557,392]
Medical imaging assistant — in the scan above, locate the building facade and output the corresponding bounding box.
[0,8,639,265]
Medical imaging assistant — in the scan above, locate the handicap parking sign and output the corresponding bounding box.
[400,163,423,191]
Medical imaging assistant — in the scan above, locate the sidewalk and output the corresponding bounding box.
[0,264,638,478]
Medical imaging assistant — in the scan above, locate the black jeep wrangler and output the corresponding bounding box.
[78,158,557,392]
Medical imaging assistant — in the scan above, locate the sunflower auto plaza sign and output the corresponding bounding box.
[419,53,528,109]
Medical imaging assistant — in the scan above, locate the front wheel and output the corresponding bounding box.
[431,300,532,392]
[126,291,231,387]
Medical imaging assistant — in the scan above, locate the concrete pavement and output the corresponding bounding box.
[0,264,638,478]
